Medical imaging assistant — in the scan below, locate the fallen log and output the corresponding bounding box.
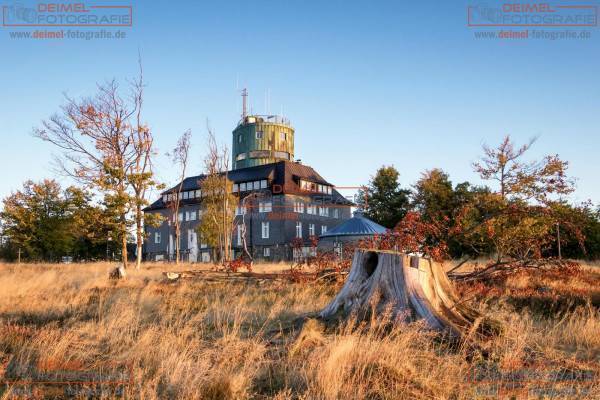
[320,249,500,339]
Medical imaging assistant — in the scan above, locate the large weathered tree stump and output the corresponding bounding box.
[320,249,499,338]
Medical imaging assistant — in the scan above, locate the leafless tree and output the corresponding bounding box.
[167,130,191,264]
[128,58,160,269]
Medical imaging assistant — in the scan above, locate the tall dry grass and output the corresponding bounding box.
[0,261,598,399]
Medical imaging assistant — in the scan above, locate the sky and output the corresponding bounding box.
[0,0,599,205]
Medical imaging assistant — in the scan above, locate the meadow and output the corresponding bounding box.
[0,260,599,399]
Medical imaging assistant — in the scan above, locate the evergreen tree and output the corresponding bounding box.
[363,166,411,229]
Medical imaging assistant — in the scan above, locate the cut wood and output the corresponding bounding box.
[320,249,500,339]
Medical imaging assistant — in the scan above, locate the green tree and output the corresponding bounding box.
[363,166,411,229]
[457,136,576,264]
[1,180,73,261]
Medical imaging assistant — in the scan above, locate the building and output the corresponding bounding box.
[143,104,353,262]
[318,210,387,257]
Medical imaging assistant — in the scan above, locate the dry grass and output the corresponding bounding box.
[0,261,599,399]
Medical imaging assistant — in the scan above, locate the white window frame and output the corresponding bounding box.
[259,201,272,213]
[264,247,270,257]
[240,182,247,191]
[261,221,270,239]
[154,231,161,244]
[309,223,315,236]
[321,225,327,235]
[237,224,242,246]
[260,180,267,189]
[296,221,302,238]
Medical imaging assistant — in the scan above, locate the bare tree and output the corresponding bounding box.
[128,59,160,269]
[34,80,139,268]
[167,130,191,264]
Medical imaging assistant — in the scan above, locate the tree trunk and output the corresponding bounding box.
[135,205,143,269]
[321,249,500,339]
[121,222,128,269]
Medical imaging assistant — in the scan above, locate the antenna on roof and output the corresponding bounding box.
[241,88,248,119]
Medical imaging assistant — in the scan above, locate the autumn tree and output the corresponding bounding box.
[34,80,142,268]
[197,128,237,264]
[456,136,576,265]
[166,130,191,264]
[362,166,411,228]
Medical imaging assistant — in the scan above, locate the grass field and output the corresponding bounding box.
[0,261,599,399]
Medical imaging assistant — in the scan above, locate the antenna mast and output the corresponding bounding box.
[241,88,248,119]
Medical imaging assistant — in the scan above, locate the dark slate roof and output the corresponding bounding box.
[319,211,387,238]
[144,160,352,211]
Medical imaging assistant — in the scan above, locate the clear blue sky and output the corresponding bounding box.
[1,0,599,205]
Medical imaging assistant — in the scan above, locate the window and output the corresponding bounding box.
[253,181,260,190]
[236,205,246,215]
[189,211,197,221]
[309,224,315,236]
[307,204,316,215]
[261,221,270,239]
[162,195,168,203]
[326,186,332,195]
[318,185,323,193]
[263,247,270,257]
[195,190,202,198]
[256,130,263,139]
[183,191,189,200]
[296,221,302,238]
[321,225,327,235]
[167,194,173,202]
[178,212,184,222]
[237,224,242,245]
[319,206,329,217]
[233,184,239,192]
[259,201,272,213]
[240,182,247,191]
[260,180,267,189]
[333,208,339,218]
[280,131,286,141]
[294,201,304,213]
[154,231,161,244]
[188,229,196,247]
[238,135,242,143]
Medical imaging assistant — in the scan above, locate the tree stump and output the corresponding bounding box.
[109,264,127,280]
[320,249,499,338]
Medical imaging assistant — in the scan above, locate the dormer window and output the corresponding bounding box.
[256,131,263,139]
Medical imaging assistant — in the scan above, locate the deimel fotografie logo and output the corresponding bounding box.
[2,2,132,27]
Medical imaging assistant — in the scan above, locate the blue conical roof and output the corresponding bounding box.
[320,211,387,238]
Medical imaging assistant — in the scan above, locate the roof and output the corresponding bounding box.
[319,211,387,238]
[144,160,353,211]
